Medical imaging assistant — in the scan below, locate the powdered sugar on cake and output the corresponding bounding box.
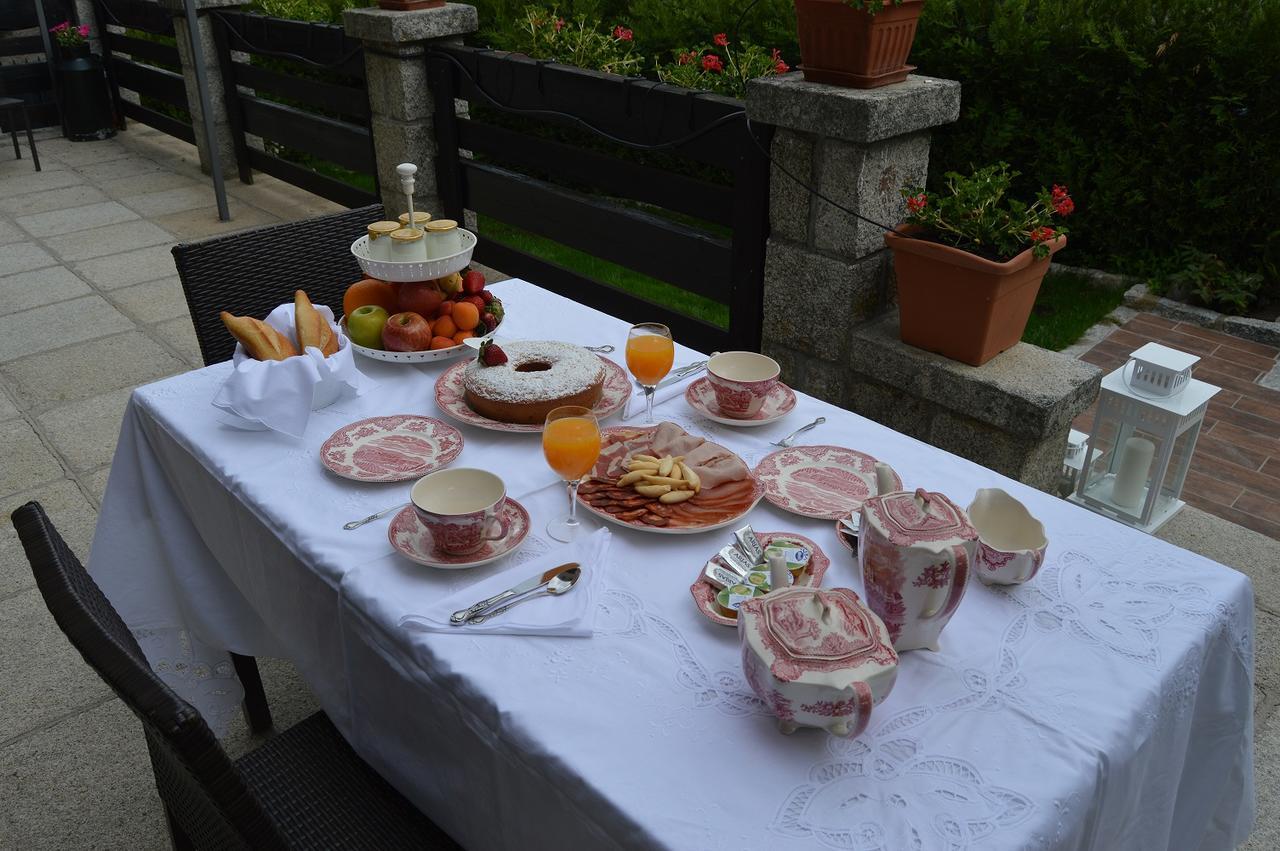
[463,341,605,403]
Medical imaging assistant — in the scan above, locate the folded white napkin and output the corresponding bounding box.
[620,369,701,421]
[212,302,371,438]
[400,528,611,637]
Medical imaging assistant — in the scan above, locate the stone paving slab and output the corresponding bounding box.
[151,315,205,367]
[109,276,192,324]
[0,241,57,276]
[0,295,134,361]
[0,219,27,245]
[0,185,110,217]
[0,479,97,601]
[36,387,135,473]
[120,184,224,218]
[0,419,65,497]
[96,169,203,200]
[42,219,175,262]
[0,168,81,198]
[0,266,93,316]
[71,243,178,289]
[1,331,185,412]
[16,200,140,237]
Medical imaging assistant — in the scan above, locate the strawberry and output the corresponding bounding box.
[482,312,497,331]
[480,290,494,305]
[462,270,485,296]
[464,295,485,310]
[478,339,507,367]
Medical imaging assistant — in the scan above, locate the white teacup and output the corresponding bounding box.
[411,468,508,555]
[707,351,780,419]
[967,488,1048,585]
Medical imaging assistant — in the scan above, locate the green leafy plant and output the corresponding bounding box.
[655,32,789,99]
[508,6,643,76]
[1151,246,1263,315]
[901,163,1074,261]
[850,0,905,15]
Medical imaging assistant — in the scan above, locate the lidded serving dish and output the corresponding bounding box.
[738,587,897,737]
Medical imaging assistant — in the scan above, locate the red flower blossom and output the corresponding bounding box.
[713,32,729,47]
[1051,184,1069,201]
[1030,226,1057,242]
[1053,196,1075,216]
[701,54,723,73]
[774,60,789,73]
[77,24,89,37]
[50,21,68,33]
[612,25,633,41]
[906,193,928,214]
[553,17,564,32]
[677,51,694,65]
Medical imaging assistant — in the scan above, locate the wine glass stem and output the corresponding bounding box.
[644,385,656,423]
[566,478,581,525]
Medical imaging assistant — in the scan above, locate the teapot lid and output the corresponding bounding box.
[740,588,897,682]
[864,488,975,547]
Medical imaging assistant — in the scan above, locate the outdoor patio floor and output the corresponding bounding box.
[1,125,1279,848]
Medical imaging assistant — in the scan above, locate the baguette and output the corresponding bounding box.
[294,290,339,357]
[220,311,298,361]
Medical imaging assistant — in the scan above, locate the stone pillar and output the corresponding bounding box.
[343,4,478,217]
[746,75,1100,491]
[159,0,246,177]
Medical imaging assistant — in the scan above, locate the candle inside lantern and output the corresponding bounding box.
[1112,436,1155,509]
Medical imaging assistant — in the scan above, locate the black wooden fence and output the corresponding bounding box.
[426,45,772,353]
[0,30,57,131]
[93,0,192,142]
[210,11,376,208]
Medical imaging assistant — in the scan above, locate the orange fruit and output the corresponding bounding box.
[430,335,457,350]
[452,301,480,331]
[433,315,457,339]
[453,330,474,345]
[343,278,398,319]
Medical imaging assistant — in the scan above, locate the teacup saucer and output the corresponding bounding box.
[685,377,796,427]
[387,497,530,569]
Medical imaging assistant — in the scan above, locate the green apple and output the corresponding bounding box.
[347,304,388,349]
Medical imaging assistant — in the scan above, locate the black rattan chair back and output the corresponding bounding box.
[172,204,382,365]
[10,502,287,850]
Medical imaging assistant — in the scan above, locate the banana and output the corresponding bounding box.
[659,489,695,504]
[635,484,672,497]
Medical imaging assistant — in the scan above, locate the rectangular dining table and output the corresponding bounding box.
[90,278,1255,850]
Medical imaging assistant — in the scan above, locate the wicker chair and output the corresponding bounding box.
[171,204,381,366]
[170,203,381,732]
[11,502,460,850]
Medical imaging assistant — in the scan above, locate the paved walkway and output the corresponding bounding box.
[1075,313,1280,540]
[1,125,1277,848]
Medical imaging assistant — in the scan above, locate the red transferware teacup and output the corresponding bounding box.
[707,351,780,419]
[411,468,508,555]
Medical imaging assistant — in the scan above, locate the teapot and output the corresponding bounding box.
[858,473,977,652]
[738,587,898,737]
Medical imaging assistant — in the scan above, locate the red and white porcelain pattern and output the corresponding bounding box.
[753,445,901,520]
[684,377,796,427]
[690,532,830,627]
[387,498,530,569]
[434,355,630,433]
[320,415,463,482]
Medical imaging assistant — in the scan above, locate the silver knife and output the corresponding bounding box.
[449,562,579,625]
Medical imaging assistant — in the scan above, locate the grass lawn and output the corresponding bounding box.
[1022,271,1125,351]
[475,215,731,328]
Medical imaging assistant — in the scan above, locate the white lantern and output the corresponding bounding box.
[1069,343,1219,534]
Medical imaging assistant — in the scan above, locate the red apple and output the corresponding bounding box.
[382,311,433,351]
[398,281,444,317]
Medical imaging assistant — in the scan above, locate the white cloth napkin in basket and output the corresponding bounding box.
[212,302,370,438]
[399,529,611,637]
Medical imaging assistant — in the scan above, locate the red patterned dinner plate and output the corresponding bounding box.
[386,498,530,569]
[689,532,831,627]
[753,445,901,520]
[320,415,463,483]
[434,355,630,433]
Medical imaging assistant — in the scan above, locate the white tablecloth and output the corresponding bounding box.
[91,279,1255,850]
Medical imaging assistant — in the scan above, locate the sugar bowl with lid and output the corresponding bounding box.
[738,587,898,737]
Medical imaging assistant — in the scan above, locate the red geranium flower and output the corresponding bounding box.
[677,51,694,65]
[612,25,633,41]
[701,54,723,73]
[1030,226,1056,242]
[1052,184,1069,200]
[906,193,928,214]
[1053,196,1075,216]
[774,60,789,73]
[553,17,564,32]
[713,33,729,47]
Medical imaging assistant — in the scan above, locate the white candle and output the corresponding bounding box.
[1112,436,1155,509]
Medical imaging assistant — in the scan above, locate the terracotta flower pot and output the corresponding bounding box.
[794,0,924,89]
[884,226,1066,366]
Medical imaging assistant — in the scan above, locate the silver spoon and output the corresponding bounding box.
[343,502,407,531]
[771,416,826,448]
[466,566,582,624]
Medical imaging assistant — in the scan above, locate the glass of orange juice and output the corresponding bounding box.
[542,405,602,542]
[625,323,675,423]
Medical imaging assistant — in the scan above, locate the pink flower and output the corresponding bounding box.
[553,17,564,32]
[701,54,723,73]
[612,25,633,41]
[77,24,90,37]
[677,51,694,66]
[713,33,729,47]
[51,21,68,33]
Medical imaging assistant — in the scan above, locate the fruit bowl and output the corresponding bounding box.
[350,229,477,283]
[340,318,497,364]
